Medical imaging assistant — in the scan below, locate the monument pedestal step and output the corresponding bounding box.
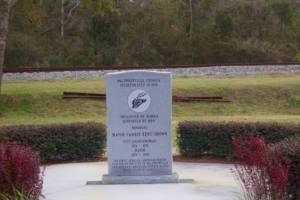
[101,173,179,184]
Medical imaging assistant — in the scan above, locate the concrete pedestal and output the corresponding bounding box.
[102,173,179,184]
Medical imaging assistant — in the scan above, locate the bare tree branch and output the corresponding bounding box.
[66,0,81,18]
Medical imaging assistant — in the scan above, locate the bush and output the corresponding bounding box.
[0,122,106,162]
[295,52,300,62]
[0,188,39,200]
[279,137,300,200]
[0,142,43,198]
[177,121,300,159]
[233,136,289,200]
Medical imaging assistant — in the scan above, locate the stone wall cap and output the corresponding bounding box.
[106,70,171,77]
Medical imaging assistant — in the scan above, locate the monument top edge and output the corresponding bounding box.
[106,70,171,77]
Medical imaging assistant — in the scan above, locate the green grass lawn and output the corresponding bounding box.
[1,73,300,127]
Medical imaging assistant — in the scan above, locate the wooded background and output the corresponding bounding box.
[3,0,300,68]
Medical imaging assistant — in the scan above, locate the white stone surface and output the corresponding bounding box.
[102,173,179,184]
[42,162,243,200]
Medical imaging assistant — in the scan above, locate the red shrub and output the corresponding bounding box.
[279,137,300,200]
[0,142,43,198]
[232,136,289,200]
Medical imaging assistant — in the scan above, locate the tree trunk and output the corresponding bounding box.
[187,0,193,36]
[61,0,64,38]
[0,1,12,94]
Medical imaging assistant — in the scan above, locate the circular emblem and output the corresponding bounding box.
[128,89,151,113]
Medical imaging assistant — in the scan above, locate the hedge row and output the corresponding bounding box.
[0,122,106,162]
[177,121,300,159]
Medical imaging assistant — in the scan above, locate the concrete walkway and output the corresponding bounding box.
[42,162,243,200]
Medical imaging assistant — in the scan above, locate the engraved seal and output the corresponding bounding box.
[128,89,151,112]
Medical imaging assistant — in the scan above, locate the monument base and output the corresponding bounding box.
[102,173,179,184]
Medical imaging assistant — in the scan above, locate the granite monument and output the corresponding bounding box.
[103,71,178,184]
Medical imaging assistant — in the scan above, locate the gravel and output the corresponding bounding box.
[3,65,300,80]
